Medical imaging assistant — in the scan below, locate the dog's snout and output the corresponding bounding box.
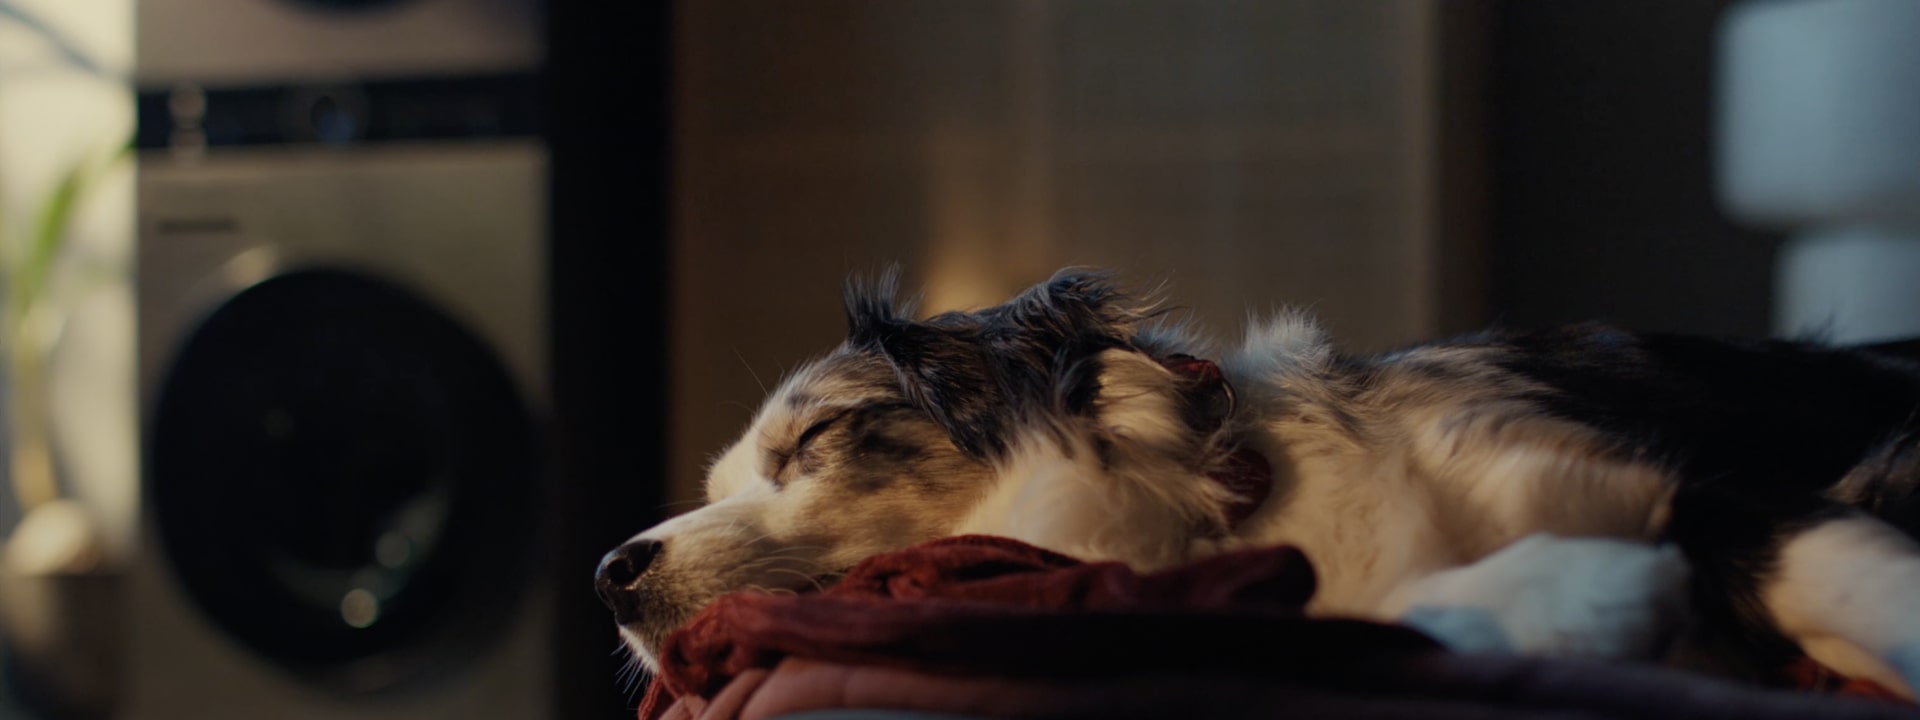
[595,539,662,622]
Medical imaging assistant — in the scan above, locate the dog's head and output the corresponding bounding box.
[597,270,1250,667]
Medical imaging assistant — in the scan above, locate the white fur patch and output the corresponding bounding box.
[1763,515,1920,697]
[955,432,1223,570]
[1093,350,1188,452]
[1236,310,1334,378]
[1389,534,1691,660]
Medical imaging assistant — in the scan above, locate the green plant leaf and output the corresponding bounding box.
[13,141,131,326]
[15,159,85,319]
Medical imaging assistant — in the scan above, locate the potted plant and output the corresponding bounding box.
[0,2,131,716]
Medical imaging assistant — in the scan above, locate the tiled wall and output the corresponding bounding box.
[670,0,1485,502]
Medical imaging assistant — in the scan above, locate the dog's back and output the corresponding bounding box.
[1379,324,1920,687]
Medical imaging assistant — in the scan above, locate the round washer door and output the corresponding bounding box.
[150,267,536,686]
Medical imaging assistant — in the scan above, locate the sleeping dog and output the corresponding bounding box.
[596,269,1920,694]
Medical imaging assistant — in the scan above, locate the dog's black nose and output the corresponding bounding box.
[595,539,662,623]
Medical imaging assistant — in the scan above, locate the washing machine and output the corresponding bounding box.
[132,0,553,717]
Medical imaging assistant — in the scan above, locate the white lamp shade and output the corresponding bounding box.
[1716,0,1920,229]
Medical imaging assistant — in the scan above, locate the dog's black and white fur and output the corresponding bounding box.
[597,269,1920,694]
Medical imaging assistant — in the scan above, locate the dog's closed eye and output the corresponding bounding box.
[793,412,847,453]
[770,408,856,483]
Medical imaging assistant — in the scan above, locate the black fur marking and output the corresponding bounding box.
[843,265,914,341]
[1476,325,1920,491]
[827,403,971,493]
[845,404,934,466]
[842,269,1148,459]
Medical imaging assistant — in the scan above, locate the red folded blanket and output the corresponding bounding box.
[639,536,1917,720]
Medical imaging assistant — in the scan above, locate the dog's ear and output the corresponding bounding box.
[843,266,908,342]
[843,269,1006,457]
[873,324,1006,458]
[841,268,1156,459]
[1002,270,1142,340]
[998,270,1159,359]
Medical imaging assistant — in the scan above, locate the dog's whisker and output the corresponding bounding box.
[733,346,771,398]
[737,553,834,570]
[720,399,758,419]
[758,544,829,553]
[611,645,649,701]
[733,558,831,578]
[736,529,780,546]
[740,582,801,598]
[738,548,826,561]
[618,657,651,701]
[761,567,832,593]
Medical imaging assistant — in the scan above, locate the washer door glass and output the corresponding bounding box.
[150,268,536,684]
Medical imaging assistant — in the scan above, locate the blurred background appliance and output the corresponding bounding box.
[130,0,568,717]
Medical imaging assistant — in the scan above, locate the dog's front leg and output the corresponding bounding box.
[1380,533,1691,661]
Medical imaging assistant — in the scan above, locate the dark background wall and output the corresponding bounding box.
[546,1,672,718]
[1488,1,1781,336]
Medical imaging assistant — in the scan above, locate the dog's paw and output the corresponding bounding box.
[1394,533,1691,660]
